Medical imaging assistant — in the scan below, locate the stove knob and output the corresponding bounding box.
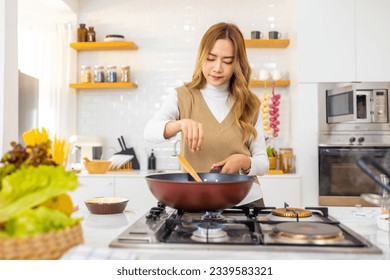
[146,214,159,221]
[146,208,162,220]
[146,212,159,220]
[150,208,162,215]
[157,202,166,209]
[358,137,365,144]
[349,137,356,144]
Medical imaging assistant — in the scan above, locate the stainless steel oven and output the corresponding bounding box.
[318,133,390,206]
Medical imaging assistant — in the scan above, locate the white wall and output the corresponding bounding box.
[0,0,18,156]
[75,0,296,170]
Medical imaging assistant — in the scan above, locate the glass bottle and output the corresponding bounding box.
[106,66,117,83]
[120,65,130,82]
[148,149,156,170]
[87,26,96,42]
[94,65,104,83]
[80,65,91,83]
[77,23,87,42]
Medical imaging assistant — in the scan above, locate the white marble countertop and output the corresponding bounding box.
[76,169,157,178]
[65,205,390,260]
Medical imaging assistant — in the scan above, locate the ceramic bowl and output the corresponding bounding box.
[376,214,390,232]
[84,160,111,174]
[85,197,129,214]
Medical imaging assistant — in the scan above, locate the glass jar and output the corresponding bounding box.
[77,23,87,42]
[279,148,293,173]
[80,65,91,83]
[87,26,96,42]
[120,65,130,82]
[94,65,105,83]
[106,66,117,83]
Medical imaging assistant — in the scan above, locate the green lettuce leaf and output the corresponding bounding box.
[0,206,82,237]
[0,165,79,223]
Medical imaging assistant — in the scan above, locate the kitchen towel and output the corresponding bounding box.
[60,245,136,260]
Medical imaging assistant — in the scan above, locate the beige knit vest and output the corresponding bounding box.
[176,85,250,173]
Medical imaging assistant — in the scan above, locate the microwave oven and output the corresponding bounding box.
[318,82,390,132]
[326,85,388,124]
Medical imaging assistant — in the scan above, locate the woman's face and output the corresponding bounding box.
[202,39,236,87]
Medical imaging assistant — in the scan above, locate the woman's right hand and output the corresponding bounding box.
[180,119,204,152]
[164,119,204,152]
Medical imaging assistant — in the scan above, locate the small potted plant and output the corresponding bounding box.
[267,146,278,170]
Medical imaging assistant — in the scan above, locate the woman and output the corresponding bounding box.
[144,22,269,206]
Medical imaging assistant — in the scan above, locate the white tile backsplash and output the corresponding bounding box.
[76,0,293,170]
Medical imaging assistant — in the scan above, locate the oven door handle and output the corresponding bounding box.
[357,156,390,193]
[320,148,389,156]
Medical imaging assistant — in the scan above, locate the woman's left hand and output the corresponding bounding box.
[212,154,251,174]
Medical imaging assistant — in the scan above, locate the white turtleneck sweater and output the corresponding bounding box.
[144,83,269,205]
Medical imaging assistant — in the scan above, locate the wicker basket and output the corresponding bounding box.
[0,223,83,260]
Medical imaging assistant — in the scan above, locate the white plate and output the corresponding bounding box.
[103,37,125,42]
[108,155,133,169]
[117,155,133,168]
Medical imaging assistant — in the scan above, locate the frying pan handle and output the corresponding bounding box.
[210,165,222,173]
[356,156,390,193]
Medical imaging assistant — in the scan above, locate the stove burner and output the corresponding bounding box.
[274,222,343,240]
[202,210,225,220]
[272,208,312,218]
[191,223,229,243]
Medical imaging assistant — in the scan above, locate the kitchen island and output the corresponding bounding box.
[64,205,389,260]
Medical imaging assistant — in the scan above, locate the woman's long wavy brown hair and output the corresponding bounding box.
[185,22,260,143]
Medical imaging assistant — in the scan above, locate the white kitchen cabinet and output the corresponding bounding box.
[355,0,390,81]
[297,0,355,82]
[114,177,158,212]
[298,0,390,82]
[70,176,114,209]
[259,175,301,207]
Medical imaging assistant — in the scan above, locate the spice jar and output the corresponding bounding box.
[106,66,117,83]
[80,65,91,83]
[94,65,105,83]
[87,26,96,42]
[120,65,130,82]
[279,148,294,173]
[77,23,87,42]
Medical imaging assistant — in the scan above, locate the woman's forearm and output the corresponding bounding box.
[163,120,182,139]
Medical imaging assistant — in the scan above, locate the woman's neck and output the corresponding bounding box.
[204,82,229,93]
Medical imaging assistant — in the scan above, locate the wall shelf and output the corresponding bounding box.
[250,80,290,87]
[245,39,290,48]
[69,82,138,89]
[70,41,138,51]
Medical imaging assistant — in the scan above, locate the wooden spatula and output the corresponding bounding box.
[177,154,203,183]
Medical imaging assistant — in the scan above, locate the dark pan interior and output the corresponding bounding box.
[146,173,253,183]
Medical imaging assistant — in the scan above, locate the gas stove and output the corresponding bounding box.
[109,204,382,254]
